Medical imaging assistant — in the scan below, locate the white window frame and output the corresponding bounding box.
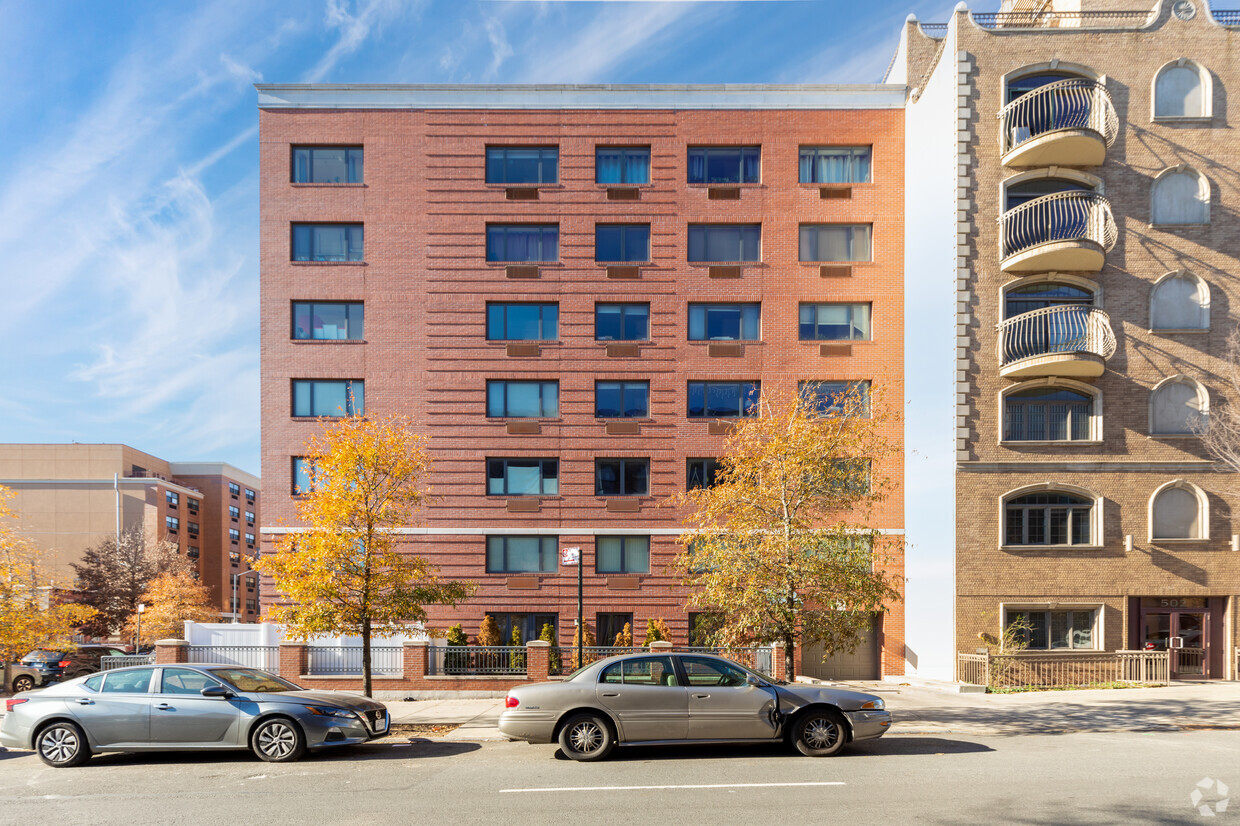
[1149,269,1210,333]
[1148,375,1209,438]
[999,483,1103,549]
[1150,165,1210,226]
[998,377,1102,444]
[1151,58,1212,121]
[999,602,1104,652]
[1148,479,1210,542]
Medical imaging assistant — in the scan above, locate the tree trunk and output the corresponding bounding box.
[362,616,372,698]
[784,633,795,682]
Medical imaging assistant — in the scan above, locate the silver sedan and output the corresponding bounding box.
[0,664,389,767]
[499,652,891,760]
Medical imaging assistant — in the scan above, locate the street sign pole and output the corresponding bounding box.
[561,547,583,668]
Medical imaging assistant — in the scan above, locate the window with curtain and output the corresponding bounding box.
[1151,170,1208,225]
[687,146,760,184]
[595,225,651,262]
[596,146,650,184]
[486,380,559,418]
[1151,486,1203,539]
[292,302,364,340]
[799,224,872,262]
[688,304,760,341]
[799,380,871,418]
[292,224,363,262]
[292,146,363,183]
[487,458,559,495]
[798,303,871,341]
[687,224,761,262]
[799,146,871,183]
[486,536,558,573]
[1151,273,1209,330]
[485,146,558,184]
[292,379,363,417]
[486,304,558,341]
[595,458,650,496]
[486,225,559,262]
[596,536,650,574]
[1150,380,1205,435]
[595,304,650,341]
[1154,64,1206,118]
[687,381,760,418]
[595,381,649,418]
[1004,387,1093,441]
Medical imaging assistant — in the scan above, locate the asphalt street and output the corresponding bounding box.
[1,730,1236,825]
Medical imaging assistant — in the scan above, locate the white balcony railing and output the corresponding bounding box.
[999,191,1116,262]
[997,305,1116,369]
[999,79,1118,158]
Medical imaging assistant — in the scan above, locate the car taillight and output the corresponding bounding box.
[5,699,28,712]
[505,695,520,708]
[58,660,71,668]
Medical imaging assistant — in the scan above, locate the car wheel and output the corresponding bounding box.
[557,713,615,762]
[250,717,307,763]
[792,709,848,757]
[12,675,35,693]
[36,722,91,768]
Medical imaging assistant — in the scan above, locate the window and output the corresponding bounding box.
[1151,168,1209,225]
[831,459,871,494]
[597,613,635,647]
[161,667,219,695]
[595,304,649,341]
[229,529,240,543]
[595,458,650,496]
[165,491,178,507]
[799,303,871,341]
[486,225,559,262]
[165,516,179,532]
[292,457,315,495]
[686,458,722,490]
[681,656,749,687]
[1004,608,1097,651]
[487,458,559,496]
[688,381,759,418]
[229,506,240,521]
[595,381,649,418]
[687,146,760,184]
[596,535,649,574]
[246,599,257,613]
[246,511,255,525]
[187,498,199,513]
[1151,271,1209,330]
[486,613,558,645]
[292,302,364,341]
[292,224,363,262]
[595,225,650,262]
[799,225,872,262]
[799,146,871,183]
[486,304,558,341]
[292,379,363,417]
[486,380,559,418]
[599,656,677,685]
[1153,60,1209,119]
[596,146,650,184]
[1004,491,1094,546]
[229,551,241,565]
[799,380,871,418]
[486,146,558,184]
[688,303,760,342]
[1004,386,1093,441]
[246,579,256,591]
[688,612,721,646]
[688,224,761,263]
[246,533,256,546]
[245,488,255,502]
[102,668,155,694]
[486,536,558,573]
[229,483,241,497]
[187,522,199,537]
[187,546,200,560]
[1150,481,1207,540]
[1150,377,1207,435]
[292,146,363,183]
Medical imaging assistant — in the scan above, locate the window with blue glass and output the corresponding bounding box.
[687,224,761,262]
[486,304,558,341]
[799,380,871,418]
[595,381,649,418]
[798,146,871,184]
[687,381,760,418]
[292,146,363,183]
[595,224,650,262]
[485,146,558,184]
[688,146,760,184]
[292,302,364,340]
[487,458,559,495]
[798,304,871,341]
[596,146,650,184]
[292,224,363,262]
[486,536,558,573]
[595,458,649,496]
[799,224,872,262]
[688,304,760,341]
[486,380,559,418]
[596,535,649,574]
[292,457,315,495]
[595,304,649,341]
[486,225,559,262]
[292,379,363,417]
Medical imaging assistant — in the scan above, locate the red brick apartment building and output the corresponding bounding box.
[257,84,907,678]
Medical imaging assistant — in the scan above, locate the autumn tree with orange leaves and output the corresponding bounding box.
[255,414,475,696]
[667,388,902,680]
[124,571,218,646]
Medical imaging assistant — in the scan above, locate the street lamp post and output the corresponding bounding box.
[231,570,260,624]
[561,547,583,667]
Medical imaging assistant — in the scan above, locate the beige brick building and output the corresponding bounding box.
[892,0,1240,678]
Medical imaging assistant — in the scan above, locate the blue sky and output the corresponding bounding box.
[0,0,969,474]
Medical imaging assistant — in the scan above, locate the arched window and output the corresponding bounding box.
[1151,167,1209,225]
[1150,271,1209,330]
[1154,60,1210,119]
[1005,490,1095,546]
[1149,481,1208,540]
[1004,386,1095,441]
[1149,377,1207,436]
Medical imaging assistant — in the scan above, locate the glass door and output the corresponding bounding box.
[1174,613,1206,678]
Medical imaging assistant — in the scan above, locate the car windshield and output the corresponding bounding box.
[211,668,302,693]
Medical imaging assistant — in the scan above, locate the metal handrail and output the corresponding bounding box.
[999,79,1118,156]
[997,305,1116,366]
[999,191,1117,260]
[1216,11,1240,25]
[918,22,948,36]
[971,10,1153,29]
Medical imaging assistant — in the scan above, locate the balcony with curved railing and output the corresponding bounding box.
[999,79,1118,167]
[999,191,1116,273]
[997,305,1116,379]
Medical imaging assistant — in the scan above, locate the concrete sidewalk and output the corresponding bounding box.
[381,680,1240,742]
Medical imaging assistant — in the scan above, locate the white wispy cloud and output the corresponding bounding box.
[221,53,263,84]
[483,15,514,80]
[304,0,404,82]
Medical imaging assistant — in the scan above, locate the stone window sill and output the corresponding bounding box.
[1000,544,1102,552]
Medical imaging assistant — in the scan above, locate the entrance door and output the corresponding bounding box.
[1142,611,1208,679]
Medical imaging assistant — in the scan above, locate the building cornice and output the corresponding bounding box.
[0,477,204,498]
[958,461,1220,473]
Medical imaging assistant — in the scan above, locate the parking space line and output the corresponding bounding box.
[499,781,846,794]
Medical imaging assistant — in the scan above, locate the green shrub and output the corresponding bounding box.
[510,625,525,670]
[643,618,671,645]
[540,623,560,674]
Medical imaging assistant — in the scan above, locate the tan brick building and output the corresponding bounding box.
[256,85,908,678]
[893,0,1240,678]
[0,444,261,623]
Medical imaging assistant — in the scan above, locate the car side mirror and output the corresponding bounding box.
[746,675,764,687]
[201,685,233,699]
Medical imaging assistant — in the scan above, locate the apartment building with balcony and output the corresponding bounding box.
[0,444,261,623]
[257,84,908,679]
[892,0,1240,678]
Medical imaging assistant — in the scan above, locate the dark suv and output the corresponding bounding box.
[19,646,128,684]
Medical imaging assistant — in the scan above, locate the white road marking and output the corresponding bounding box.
[499,781,845,794]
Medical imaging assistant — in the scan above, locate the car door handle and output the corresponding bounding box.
[155,703,171,710]
[75,698,94,706]
[692,693,710,699]
[601,692,620,698]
